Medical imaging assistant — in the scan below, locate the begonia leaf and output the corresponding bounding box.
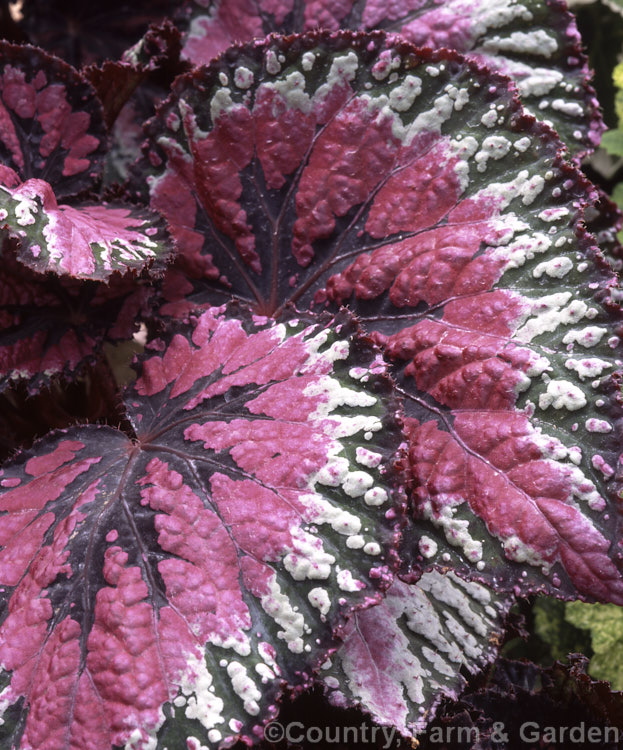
[139,32,623,604]
[178,0,603,159]
[0,41,106,199]
[0,304,403,749]
[395,237,623,605]
[0,168,173,280]
[320,571,511,736]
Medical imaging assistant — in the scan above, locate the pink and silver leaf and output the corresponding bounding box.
[0,169,173,281]
[138,32,599,318]
[0,41,107,199]
[320,572,511,736]
[177,0,602,160]
[139,32,623,604]
[0,305,403,749]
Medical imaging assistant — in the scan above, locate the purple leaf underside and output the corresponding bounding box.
[0,305,403,749]
[179,0,603,159]
[0,239,153,394]
[140,32,623,603]
[0,167,172,280]
[0,41,106,199]
[320,571,511,736]
[443,656,623,746]
[585,188,623,273]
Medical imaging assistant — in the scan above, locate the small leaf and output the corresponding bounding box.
[0,169,173,280]
[0,305,403,748]
[320,571,511,736]
[178,0,603,159]
[0,41,107,198]
[84,20,188,130]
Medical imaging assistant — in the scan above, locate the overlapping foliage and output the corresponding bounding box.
[0,1,622,748]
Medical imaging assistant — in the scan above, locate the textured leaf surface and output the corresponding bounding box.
[0,168,173,280]
[140,32,623,603]
[178,0,603,159]
[0,42,106,199]
[0,237,153,393]
[320,571,510,735]
[397,237,623,604]
[0,305,403,749]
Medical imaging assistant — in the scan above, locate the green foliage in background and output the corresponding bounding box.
[564,602,623,689]
[599,62,623,156]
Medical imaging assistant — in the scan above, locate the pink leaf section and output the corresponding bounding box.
[321,572,511,735]
[408,415,623,604]
[0,306,403,748]
[0,169,172,280]
[0,41,106,198]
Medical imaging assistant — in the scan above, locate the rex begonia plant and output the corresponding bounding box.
[0,1,623,748]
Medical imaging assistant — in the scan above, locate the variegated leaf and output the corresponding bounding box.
[394,241,623,604]
[139,32,623,604]
[320,571,511,736]
[0,305,403,749]
[177,0,603,159]
[0,41,106,199]
[0,167,173,280]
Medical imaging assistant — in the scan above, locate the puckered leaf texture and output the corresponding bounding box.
[0,41,106,199]
[177,0,603,159]
[0,304,403,749]
[138,31,623,604]
[320,571,511,736]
